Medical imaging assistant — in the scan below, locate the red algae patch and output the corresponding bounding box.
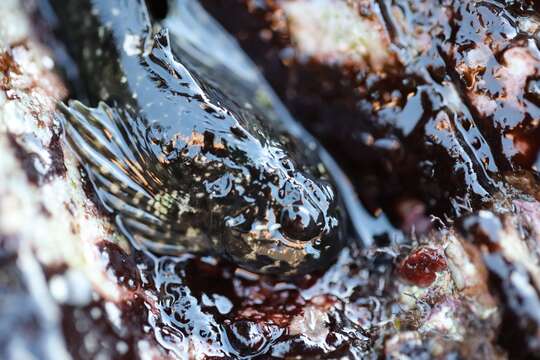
[398,247,447,287]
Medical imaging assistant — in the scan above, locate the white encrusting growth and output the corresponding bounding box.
[282,0,390,69]
[123,33,142,56]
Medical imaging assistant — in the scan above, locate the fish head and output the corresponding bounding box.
[221,165,346,276]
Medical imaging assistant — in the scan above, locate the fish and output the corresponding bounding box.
[44,0,361,276]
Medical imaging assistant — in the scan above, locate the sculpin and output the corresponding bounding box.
[44,0,366,275]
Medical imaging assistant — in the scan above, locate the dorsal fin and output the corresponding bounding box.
[143,28,206,101]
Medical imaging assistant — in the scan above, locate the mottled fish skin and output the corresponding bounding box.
[46,0,348,275]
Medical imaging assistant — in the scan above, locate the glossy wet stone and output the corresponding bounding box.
[458,208,540,357]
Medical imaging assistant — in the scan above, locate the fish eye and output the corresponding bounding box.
[280,205,323,242]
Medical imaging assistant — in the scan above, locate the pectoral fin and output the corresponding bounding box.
[60,100,211,253]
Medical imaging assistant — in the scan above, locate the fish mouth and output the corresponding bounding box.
[223,236,339,276]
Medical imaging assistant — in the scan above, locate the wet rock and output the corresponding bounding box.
[0,0,539,359]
